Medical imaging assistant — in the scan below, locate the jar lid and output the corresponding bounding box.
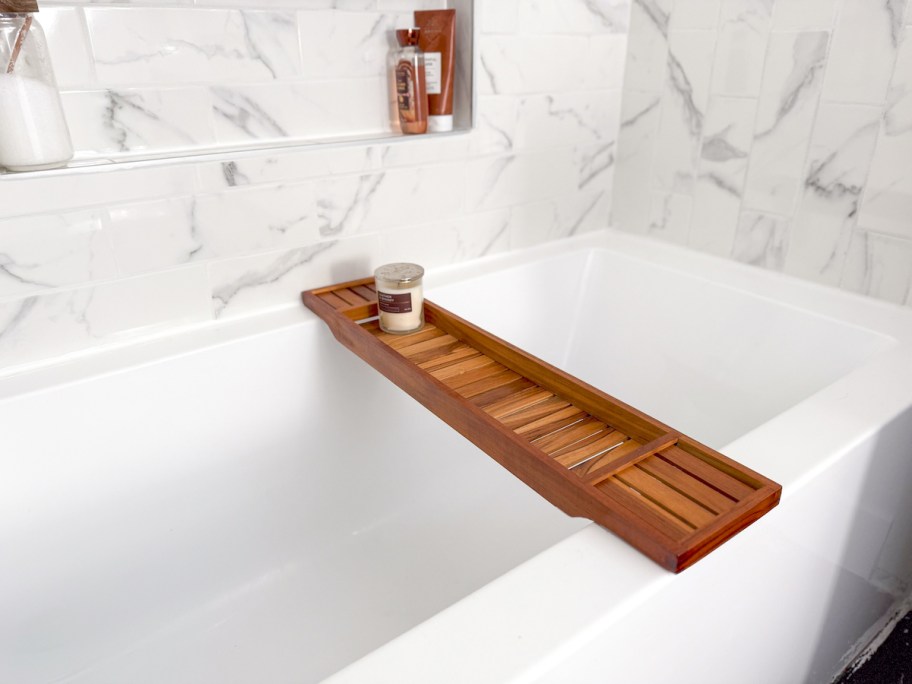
[0,1,40,12]
[375,262,424,284]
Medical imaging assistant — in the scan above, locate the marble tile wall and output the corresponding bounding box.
[0,0,629,373]
[613,0,912,308]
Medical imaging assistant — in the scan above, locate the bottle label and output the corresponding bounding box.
[396,61,418,122]
[378,291,413,314]
[424,52,442,95]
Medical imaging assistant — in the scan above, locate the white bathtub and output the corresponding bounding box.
[3,231,912,683]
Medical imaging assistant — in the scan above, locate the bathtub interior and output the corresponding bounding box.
[1,245,901,683]
[0,322,586,683]
[431,249,897,449]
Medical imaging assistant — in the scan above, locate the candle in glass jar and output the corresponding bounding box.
[374,262,424,334]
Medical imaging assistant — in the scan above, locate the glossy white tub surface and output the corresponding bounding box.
[3,230,912,683]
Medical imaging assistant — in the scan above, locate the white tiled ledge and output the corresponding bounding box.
[0,128,472,180]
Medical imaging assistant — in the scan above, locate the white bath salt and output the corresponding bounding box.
[0,73,73,171]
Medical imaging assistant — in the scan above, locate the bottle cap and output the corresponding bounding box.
[395,28,421,48]
[0,1,39,12]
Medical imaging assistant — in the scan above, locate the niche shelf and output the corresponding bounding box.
[302,277,782,573]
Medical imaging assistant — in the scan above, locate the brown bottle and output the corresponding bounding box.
[394,28,428,135]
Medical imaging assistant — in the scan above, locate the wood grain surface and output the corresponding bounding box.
[302,279,782,572]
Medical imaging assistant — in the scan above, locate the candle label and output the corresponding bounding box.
[378,292,413,314]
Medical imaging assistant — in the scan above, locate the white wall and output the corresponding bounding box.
[612,0,912,309]
[0,0,629,374]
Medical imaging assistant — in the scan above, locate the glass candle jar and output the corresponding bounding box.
[374,263,424,334]
[0,2,74,172]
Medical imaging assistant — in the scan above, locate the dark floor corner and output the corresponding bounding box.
[835,611,912,684]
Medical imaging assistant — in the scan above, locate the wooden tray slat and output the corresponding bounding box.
[551,430,629,469]
[536,417,607,455]
[440,360,508,389]
[470,378,537,408]
[416,344,480,371]
[573,439,642,477]
[585,433,680,485]
[483,387,555,420]
[302,278,782,572]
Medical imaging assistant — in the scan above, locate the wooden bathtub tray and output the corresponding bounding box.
[302,277,782,573]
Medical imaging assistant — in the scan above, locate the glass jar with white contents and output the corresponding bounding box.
[374,263,424,334]
[0,0,74,171]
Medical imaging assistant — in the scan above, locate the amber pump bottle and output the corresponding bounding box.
[394,28,428,135]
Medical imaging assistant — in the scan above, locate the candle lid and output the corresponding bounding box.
[375,262,424,285]
[0,1,39,12]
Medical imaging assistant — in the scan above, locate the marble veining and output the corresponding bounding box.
[733,210,789,270]
[212,87,290,140]
[212,241,337,317]
[317,174,386,238]
[578,143,615,189]
[616,0,912,305]
[633,0,670,35]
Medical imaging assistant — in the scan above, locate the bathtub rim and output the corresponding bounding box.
[3,229,912,683]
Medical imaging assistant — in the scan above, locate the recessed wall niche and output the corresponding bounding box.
[26,0,474,170]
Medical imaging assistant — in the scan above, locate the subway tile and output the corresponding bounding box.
[669,0,721,31]
[610,90,661,232]
[373,135,470,168]
[742,31,829,215]
[770,0,841,30]
[208,235,379,319]
[785,104,881,285]
[622,0,673,93]
[379,215,468,269]
[210,79,390,144]
[857,26,912,239]
[647,191,692,245]
[193,182,321,258]
[689,96,757,256]
[732,210,790,271]
[40,7,95,88]
[298,10,407,80]
[315,163,465,237]
[822,0,905,104]
[0,210,116,299]
[107,196,200,275]
[0,166,198,221]
[198,1,376,7]
[107,182,322,277]
[587,35,629,90]
[478,35,592,95]
[517,0,630,34]
[62,87,215,157]
[710,0,772,98]
[840,230,912,305]
[652,30,716,194]
[86,8,300,85]
[380,208,513,267]
[468,96,520,155]
[194,146,377,192]
[511,90,623,152]
[376,0,444,9]
[481,0,518,34]
[554,187,613,238]
[464,147,584,211]
[0,267,211,373]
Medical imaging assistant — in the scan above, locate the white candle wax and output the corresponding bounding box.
[377,281,424,333]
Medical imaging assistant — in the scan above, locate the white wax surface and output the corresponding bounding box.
[0,74,73,171]
[378,283,424,333]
